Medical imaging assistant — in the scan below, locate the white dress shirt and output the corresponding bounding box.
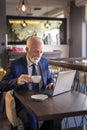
[26,57,43,90]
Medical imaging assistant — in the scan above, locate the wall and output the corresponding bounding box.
[43,45,69,57]
[7,44,69,58]
[69,1,85,57]
[0,0,8,69]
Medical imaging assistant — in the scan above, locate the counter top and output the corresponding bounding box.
[7,51,62,55]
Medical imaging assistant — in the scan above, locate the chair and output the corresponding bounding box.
[0,69,6,112]
[0,68,6,81]
[5,91,24,130]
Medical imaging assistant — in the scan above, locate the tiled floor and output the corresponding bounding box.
[0,120,10,130]
[0,113,10,130]
[0,112,24,130]
[64,127,83,130]
[0,112,83,130]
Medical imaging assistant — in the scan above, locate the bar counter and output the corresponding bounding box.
[7,51,61,62]
[48,57,87,72]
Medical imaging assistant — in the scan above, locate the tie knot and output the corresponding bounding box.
[32,63,36,67]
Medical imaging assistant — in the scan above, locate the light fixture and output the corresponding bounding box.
[57,21,62,28]
[22,20,27,27]
[44,0,51,29]
[44,20,51,29]
[16,0,31,16]
[21,0,26,12]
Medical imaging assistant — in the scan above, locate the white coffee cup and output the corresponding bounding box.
[32,75,41,83]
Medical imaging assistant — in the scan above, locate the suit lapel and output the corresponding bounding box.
[21,57,29,89]
[39,61,45,86]
[21,56,28,74]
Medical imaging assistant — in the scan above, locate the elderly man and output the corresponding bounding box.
[0,36,61,130]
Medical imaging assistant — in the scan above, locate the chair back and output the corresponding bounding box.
[0,68,6,81]
[5,91,23,127]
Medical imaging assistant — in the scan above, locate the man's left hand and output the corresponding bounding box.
[46,83,55,89]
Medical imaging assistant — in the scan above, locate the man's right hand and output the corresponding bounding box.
[17,74,33,85]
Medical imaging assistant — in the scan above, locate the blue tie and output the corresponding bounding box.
[32,64,39,90]
[32,63,37,76]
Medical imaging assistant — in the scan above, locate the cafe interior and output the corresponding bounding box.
[1,0,87,130]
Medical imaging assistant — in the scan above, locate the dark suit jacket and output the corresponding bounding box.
[0,56,54,92]
[0,56,54,113]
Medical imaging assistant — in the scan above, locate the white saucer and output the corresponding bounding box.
[31,94,48,101]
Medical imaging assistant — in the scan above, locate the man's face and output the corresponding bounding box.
[26,42,43,63]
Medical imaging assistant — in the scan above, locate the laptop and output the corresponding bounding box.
[41,70,76,96]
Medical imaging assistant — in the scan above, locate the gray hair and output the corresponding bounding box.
[26,36,44,48]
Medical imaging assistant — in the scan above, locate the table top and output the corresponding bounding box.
[14,90,87,121]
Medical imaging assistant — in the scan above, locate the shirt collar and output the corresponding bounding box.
[26,57,38,67]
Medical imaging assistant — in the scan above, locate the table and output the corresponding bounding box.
[14,90,87,121]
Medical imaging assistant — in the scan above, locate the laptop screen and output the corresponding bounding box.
[52,70,76,96]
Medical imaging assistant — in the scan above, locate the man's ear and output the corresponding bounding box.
[25,47,28,52]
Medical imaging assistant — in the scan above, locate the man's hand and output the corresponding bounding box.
[46,83,55,89]
[17,74,32,85]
